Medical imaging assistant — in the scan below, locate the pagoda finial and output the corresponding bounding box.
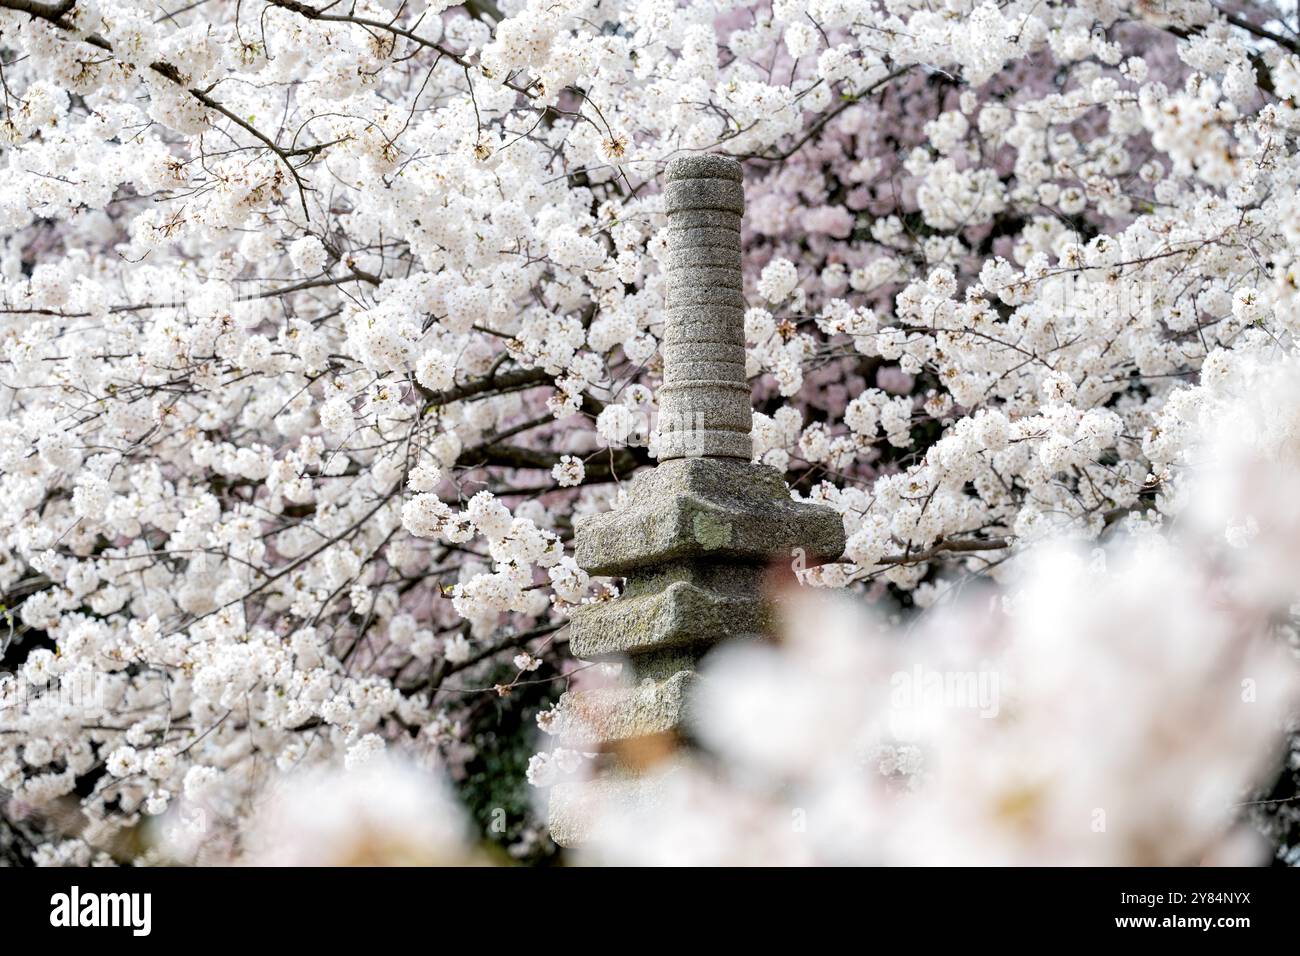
[657,154,752,461]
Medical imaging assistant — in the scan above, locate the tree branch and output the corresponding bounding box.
[876,536,1010,567]
[0,0,316,217]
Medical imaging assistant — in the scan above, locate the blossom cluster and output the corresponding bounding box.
[2,0,1300,863]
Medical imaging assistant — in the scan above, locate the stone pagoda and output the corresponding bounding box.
[547,154,845,846]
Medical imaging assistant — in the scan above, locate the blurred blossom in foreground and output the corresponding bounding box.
[234,758,474,866]
[1172,354,1300,606]
[549,359,1300,866]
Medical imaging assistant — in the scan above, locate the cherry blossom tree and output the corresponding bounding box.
[2,0,1300,865]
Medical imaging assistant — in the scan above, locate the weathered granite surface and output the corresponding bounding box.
[548,670,698,748]
[547,155,846,847]
[657,155,752,463]
[573,457,845,578]
[568,576,771,659]
[549,770,680,848]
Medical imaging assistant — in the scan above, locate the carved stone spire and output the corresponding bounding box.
[657,155,752,461]
[546,156,845,847]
